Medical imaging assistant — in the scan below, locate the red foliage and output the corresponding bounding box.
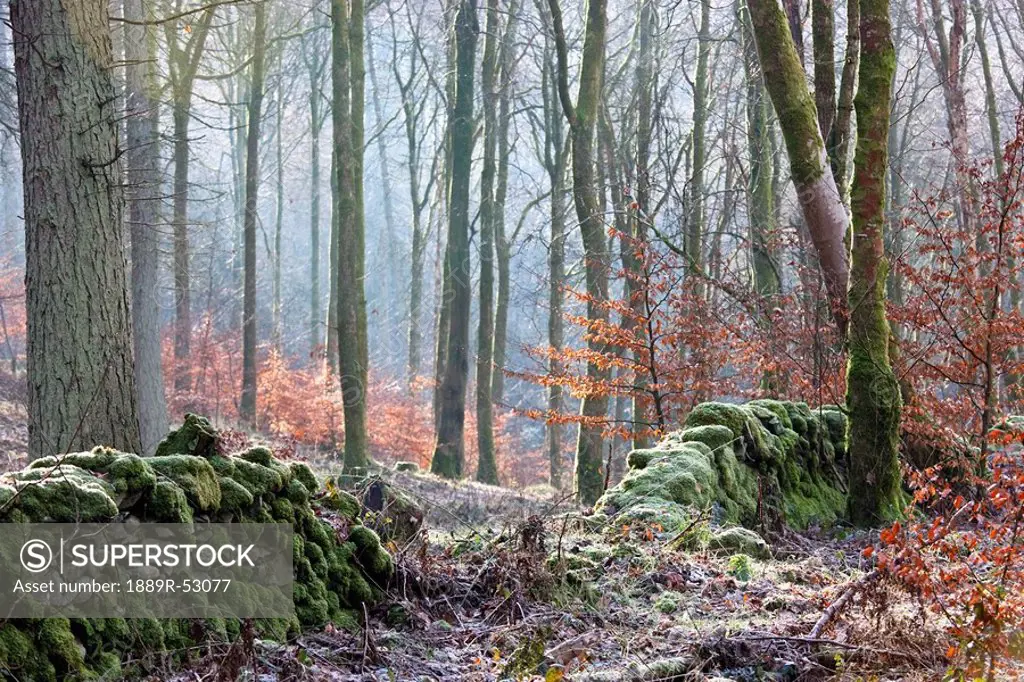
[0,258,25,369]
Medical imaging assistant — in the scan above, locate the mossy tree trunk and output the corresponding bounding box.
[738,0,781,394]
[240,1,267,428]
[829,0,859,195]
[125,0,169,455]
[431,0,477,479]
[548,0,610,505]
[846,0,903,526]
[748,0,851,334]
[475,0,500,485]
[686,0,711,294]
[333,0,370,473]
[14,0,142,458]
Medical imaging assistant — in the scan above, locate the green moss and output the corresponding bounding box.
[348,526,393,577]
[148,455,221,512]
[217,476,254,513]
[289,462,319,493]
[31,450,157,507]
[240,445,274,467]
[155,413,218,458]
[232,458,285,497]
[599,399,850,534]
[727,553,754,582]
[393,461,419,473]
[320,488,361,520]
[654,590,683,614]
[6,471,119,522]
[707,527,769,559]
[676,424,736,454]
[145,481,195,523]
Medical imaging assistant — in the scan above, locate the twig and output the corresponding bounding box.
[808,569,880,638]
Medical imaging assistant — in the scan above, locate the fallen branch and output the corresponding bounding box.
[808,569,880,638]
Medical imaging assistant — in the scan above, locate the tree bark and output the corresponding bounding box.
[125,0,168,454]
[475,0,500,485]
[431,0,477,479]
[334,0,370,473]
[847,0,903,525]
[14,0,142,458]
[548,0,610,505]
[240,1,267,427]
[749,0,850,334]
[166,9,214,394]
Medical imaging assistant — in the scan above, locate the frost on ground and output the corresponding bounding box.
[168,465,948,682]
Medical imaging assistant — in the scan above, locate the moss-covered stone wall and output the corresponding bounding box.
[0,415,393,681]
[597,400,849,531]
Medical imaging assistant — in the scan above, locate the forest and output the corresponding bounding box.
[0,0,1023,678]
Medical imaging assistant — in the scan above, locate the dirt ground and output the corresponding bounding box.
[170,467,951,682]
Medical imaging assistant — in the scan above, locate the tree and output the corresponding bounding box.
[165,7,215,393]
[301,5,330,357]
[548,0,611,504]
[846,0,902,525]
[125,0,169,454]
[13,0,142,458]
[475,0,500,485]
[333,0,370,473]
[240,1,268,427]
[748,0,850,333]
[431,0,477,479]
[749,0,903,525]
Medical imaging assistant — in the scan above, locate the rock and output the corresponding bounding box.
[596,400,849,533]
[0,416,394,680]
[394,461,419,473]
[358,477,423,543]
[709,527,770,560]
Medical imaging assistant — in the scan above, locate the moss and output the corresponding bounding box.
[6,472,119,522]
[320,488,361,519]
[707,527,769,559]
[148,455,221,512]
[599,399,850,534]
[0,417,398,678]
[144,480,194,523]
[32,450,157,507]
[240,445,274,467]
[654,590,683,614]
[727,553,754,582]
[155,413,218,458]
[348,526,393,577]
[684,402,752,439]
[676,424,736,454]
[289,462,319,493]
[393,461,419,473]
[217,476,254,514]
[232,458,285,497]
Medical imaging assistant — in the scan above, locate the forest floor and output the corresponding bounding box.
[177,462,950,682]
[0,388,952,681]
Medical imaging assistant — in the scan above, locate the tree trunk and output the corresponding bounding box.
[829,0,859,195]
[273,58,284,352]
[686,0,711,290]
[812,0,836,142]
[14,0,142,458]
[167,10,214,394]
[125,0,168,454]
[490,0,518,406]
[240,1,267,427]
[334,0,370,473]
[548,0,610,505]
[305,32,326,359]
[475,0,500,485]
[749,0,851,334]
[846,0,902,525]
[431,0,477,479]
